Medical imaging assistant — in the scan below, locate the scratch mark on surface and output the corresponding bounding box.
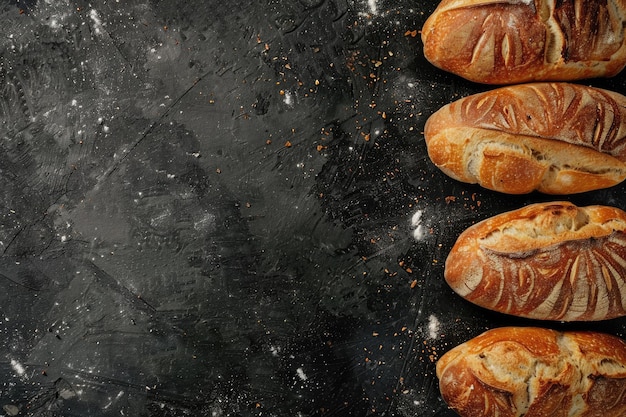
[94,68,221,189]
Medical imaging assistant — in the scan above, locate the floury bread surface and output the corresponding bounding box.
[424,83,626,194]
[436,327,626,417]
[421,0,626,84]
[445,202,626,321]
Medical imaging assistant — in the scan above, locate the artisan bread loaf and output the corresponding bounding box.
[421,0,626,84]
[445,201,626,321]
[424,83,626,194]
[437,327,626,417]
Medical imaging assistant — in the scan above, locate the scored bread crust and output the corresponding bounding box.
[421,0,626,84]
[436,327,626,417]
[445,201,626,321]
[424,83,626,194]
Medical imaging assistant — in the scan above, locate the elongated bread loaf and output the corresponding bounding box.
[424,83,626,194]
[445,201,626,321]
[421,0,626,84]
[437,327,626,417]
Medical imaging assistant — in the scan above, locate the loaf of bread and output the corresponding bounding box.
[421,0,626,84]
[424,83,626,194]
[437,327,626,417]
[445,201,626,321]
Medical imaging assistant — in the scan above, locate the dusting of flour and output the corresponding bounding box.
[367,0,378,15]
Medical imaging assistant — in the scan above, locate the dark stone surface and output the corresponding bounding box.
[0,0,625,415]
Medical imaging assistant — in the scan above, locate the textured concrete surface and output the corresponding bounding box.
[1,1,625,416]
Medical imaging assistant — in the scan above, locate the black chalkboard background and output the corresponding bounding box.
[1,1,625,416]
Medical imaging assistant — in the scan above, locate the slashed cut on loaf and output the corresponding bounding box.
[421,0,626,84]
[437,327,626,417]
[445,201,626,321]
[424,83,626,194]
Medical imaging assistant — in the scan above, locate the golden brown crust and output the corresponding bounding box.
[422,0,626,84]
[424,83,626,194]
[445,202,626,321]
[437,327,626,417]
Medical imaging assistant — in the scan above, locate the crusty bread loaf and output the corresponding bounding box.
[421,0,626,84]
[424,83,626,194]
[437,327,626,417]
[445,201,626,321]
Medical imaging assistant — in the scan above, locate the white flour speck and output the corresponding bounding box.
[283,90,293,106]
[410,209,426,241]
[411,210,422,227]
[368,0,378,15]
[10,359,25,377]
[89,9,104,35]
[269,345,281,356]
[296,367,308,381]
[427,315,440,339]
